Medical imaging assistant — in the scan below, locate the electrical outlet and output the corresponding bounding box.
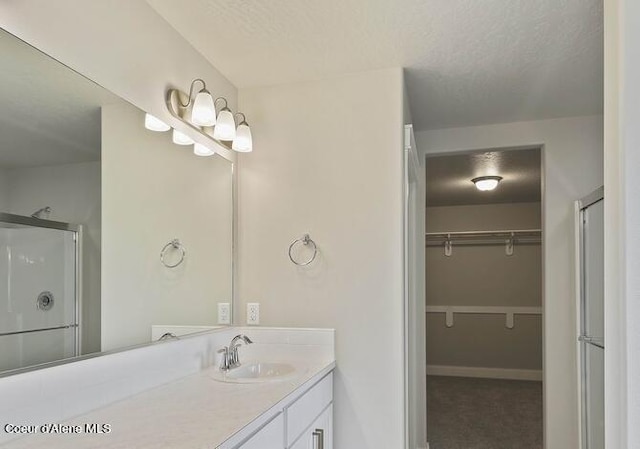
[247,303,260,325]
[218,303,230,325]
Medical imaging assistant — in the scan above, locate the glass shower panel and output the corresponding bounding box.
[0,327,76,372]
[584,342,604,449]
[579,191,604,449]
[0,220,77,372]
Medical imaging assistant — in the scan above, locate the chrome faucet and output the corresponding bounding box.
[219,334,253,371]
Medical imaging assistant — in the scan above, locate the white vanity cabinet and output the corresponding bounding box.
[229,372,333,449]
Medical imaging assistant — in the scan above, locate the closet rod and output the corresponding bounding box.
[426,229,541,255]
[426,229,541,239]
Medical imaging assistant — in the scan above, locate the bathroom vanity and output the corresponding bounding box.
[0,327,335,449]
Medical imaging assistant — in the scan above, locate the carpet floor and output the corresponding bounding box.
[426,375,543,449]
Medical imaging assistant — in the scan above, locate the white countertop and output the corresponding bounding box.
[1,360,336,449]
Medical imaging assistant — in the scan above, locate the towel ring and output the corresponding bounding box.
[288,234,317,266]
[161,239,186,268]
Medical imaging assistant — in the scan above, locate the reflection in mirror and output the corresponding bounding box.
[0,28,234,375]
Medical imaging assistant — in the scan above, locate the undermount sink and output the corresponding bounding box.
[211,362,306,383]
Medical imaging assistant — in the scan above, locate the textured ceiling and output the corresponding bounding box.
[426,148,541,206]
[0,29,122,169]
[148,0,603,131]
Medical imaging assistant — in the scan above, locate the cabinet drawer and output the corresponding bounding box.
[234,413,284,449]
[286,374,333,444]
[290,404,333,449]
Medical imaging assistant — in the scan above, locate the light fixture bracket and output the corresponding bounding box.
[166,87,234,152]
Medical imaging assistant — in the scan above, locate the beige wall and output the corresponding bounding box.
[237,68,405,449]
[417,115,603,449]
[101,102,233,351]
[426,203,542,371]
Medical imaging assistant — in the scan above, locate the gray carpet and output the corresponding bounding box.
[427,376,543,449]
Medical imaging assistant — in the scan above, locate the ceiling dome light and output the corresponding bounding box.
[232,113,253,153]
[144,113,170,132]
[213,98,236,141]
[472,176,503,191]
[172,129,194,145]
[193,143,215,157]
[192,90,216,127]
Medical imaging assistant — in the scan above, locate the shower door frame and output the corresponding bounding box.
[575,187,605,449]
[0,212,83,358]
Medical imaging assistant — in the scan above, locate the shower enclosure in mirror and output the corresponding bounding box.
[0,27,235,376]
[0,214,80,372]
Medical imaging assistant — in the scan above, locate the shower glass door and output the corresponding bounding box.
[0,213,79,372]
[578,188,604,449]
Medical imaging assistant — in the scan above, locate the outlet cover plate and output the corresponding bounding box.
[247,303,260,325]
[218,303,230,325]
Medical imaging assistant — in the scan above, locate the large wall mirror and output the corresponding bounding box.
[0,28,234,375]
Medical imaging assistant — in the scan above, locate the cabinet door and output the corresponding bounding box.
[238,413,284,449]
[289,404,333,449]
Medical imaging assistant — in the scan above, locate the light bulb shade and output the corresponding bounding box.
[192,91,216,127]
[232,123,253,152]
[193,143,215,157]
[472,176,502,191]
[213,109,236,141]
[172,129,194,145]
[144,113,170,132]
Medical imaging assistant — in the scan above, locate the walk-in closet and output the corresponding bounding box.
[425,147,543,448]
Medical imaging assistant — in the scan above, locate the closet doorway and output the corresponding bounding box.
[425,147,543,449]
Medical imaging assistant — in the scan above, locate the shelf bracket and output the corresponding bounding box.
[444,234,453,257]
[505,232,514,256]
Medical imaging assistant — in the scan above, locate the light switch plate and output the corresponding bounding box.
[247,303,260,325]
[218,303,230,325]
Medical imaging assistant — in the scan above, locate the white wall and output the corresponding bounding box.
[416,115,603,449]
[0,0,237,160]
[101,102,233,351]
[604,1,640,448]
[3,162,101,354]
[237,68,405,449]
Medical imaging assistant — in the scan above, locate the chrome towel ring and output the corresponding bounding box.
[288,234,318,266]
[160,239,186,268]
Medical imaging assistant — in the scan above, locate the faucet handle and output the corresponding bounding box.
[218,346,230,371]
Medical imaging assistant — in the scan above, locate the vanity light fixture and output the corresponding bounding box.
[232,113,253,152]
[166,78,254,153]
[212,98,236,141]
[172,129,194,145]
[472,176,502,191]
[193,142,216,157]
[144,113,170,132]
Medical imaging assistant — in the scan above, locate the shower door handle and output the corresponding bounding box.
[0,323,78,337]
[579,335,604,349]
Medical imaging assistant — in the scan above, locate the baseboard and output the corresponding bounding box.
[426,364,542,381]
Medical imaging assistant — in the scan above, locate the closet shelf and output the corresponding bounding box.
[426,305,542,329]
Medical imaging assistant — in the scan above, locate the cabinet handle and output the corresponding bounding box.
[312,429,324,449]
